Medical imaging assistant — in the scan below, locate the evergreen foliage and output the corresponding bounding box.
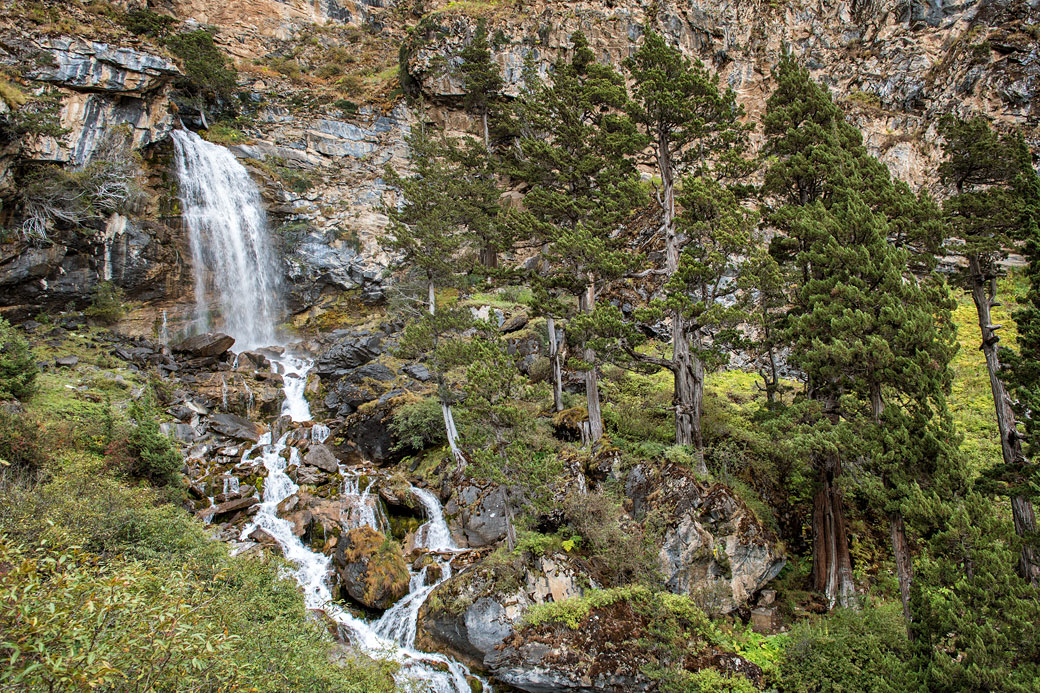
[0,317,38,401]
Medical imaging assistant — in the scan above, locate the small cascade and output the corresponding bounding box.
[240,434,488,692]
[342,474,388,533]
[311,423,331,443]
[220,375,228,410]
[276,352,314,422]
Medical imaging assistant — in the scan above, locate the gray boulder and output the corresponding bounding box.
[445,480,509,548]
[628,463,786,614]
[303,443,339,473]
[174,333,235,358]
[208,413,261,442]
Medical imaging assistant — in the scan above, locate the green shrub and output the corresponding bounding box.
[0,410,46,472]
[0,318,38,400]
[0,460,397,692]
[108,404,182,487]
[122,7,176,38]
[85,281,126,324]
[390,395,447,451]
[165,30,238,98]
[779,602,918,692]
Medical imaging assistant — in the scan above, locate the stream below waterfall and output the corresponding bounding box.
[173,128,487,692]
[239,362,486,692]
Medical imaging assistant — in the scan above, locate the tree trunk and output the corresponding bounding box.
[547,316,564,413]
[889,510,913,636]
[968,255,1040,584]
[811,455,856,608]
[656,129,705,468]
[579,280,603,442]
[441,401,465,469]
[429,278,464,468]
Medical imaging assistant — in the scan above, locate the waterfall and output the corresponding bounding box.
[171,130,283,351]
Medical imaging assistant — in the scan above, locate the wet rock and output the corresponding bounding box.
[417,552,592,672]
[198,495,258,523]
[302,443,339,473]
[247,527,280,549]
[333,526,410,610]
[174,332,236,358]
[208,413,261,442]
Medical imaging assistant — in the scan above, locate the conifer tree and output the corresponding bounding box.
[458,23,504,151]
[383,122,472,466]
[509,32,647,439]
[620,30,751,463]
[458,23,508,268]
[940,116,1040,583]
[763,57,957,613]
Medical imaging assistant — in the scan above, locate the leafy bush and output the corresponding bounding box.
[0,318,38,400]
[779,602,918,692]
[84,281,126,324]
[390,395,447,451]
[0,459,396,691]
[0,410,46,473]
[561,489,658,585]
[165,30,238,98]
[107,404,182,488]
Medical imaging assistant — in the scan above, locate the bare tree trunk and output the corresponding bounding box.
[811,455,857,609]
[968,256,1040,584]
[579,279,603,442]
[441,401,465,469]
[429,278,465,468]
[889,510,913,636]
[547,316,564,413]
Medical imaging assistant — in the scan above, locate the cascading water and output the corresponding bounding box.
[240,435,486,692]
[172,131,484,690]
[171,129,283,352]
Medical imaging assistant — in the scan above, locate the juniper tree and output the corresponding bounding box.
[940,115,1040,583]
[763,57,958,612]
[383,122,472,466]
[621,30,751,462]
[458,23,508,268]
[509,32,647,438]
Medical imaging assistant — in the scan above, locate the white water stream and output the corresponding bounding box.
[175,129,485,691]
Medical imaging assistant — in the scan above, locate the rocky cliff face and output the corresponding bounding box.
[1,0,1035,323]
[402,0,1039,187]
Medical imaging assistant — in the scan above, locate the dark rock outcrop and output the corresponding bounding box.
[174,333,236,358]
[445,479,509,548]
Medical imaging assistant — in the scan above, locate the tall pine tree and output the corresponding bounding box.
[621,30,751,466]
[509,32,647,440]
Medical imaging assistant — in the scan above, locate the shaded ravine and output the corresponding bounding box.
[174,129,486,691]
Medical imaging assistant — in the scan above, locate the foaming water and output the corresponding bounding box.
[172,129,283,351]
[240,434,486,692]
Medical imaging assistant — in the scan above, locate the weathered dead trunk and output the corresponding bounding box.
[579,280,603,442]
[968,256,1040,584]
[811,456,856,608]
[429,278,464,468]
[889,510,913,636]
[546,316,564,413]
